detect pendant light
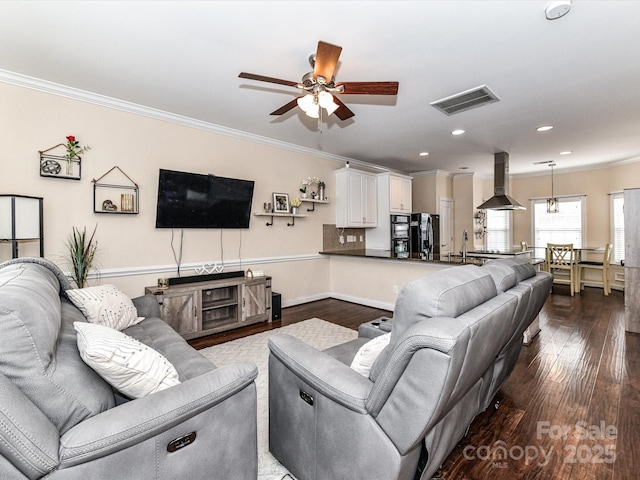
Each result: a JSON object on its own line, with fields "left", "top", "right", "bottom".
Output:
{"left": 547, "top": 163, "right": 559, "bottom": 213}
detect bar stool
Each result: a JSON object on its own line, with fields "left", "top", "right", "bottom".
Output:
{"left": 546, "top": 243, "right": 578, "bottom": 296}
{"left": 578, "top": 243, "right": 613, "bottom": 295}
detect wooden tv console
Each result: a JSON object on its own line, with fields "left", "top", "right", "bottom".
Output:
{"left": 145, "top": 275, "right": 272, "bottom": 339}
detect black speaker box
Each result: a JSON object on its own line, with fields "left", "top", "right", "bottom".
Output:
{"left": 271, "top": 292, "right": 282, "bottom": 320}
{"left": 168, "top": 270, "right": 244, "bottom": 286}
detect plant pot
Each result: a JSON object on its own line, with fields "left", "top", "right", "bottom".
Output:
{"left": 291, "top": 206, "right": 299, "bottom": 215}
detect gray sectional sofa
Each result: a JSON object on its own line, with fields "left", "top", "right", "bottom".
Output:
{"left": 0, "top": 258, "right": 258, "bottom": 479}
{"left": 268, "top": 258, "right": 552, "bottom": 480}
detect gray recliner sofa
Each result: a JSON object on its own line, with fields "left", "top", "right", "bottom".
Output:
{"left": 0, "top": 258, "right": 258, "bottom": 479}
{"left": 268, "top": 259, "right": 551, "bottom": 480}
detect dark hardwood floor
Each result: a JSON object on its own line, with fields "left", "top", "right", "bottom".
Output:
{"left": 189, "top": 287, "right": 637, "bottom": 480}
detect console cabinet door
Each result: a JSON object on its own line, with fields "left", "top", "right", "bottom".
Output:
{"left": 242, "top": 280, "right": 271, "bottom": 323}
{"left": 159, "top": 290, "right": 198, "bottom": 336}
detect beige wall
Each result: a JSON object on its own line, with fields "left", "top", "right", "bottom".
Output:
{"left": 2, "top": 80, "right": 637, "bottom": 305}
{"left": 0, "top": 82, "right": 340, "bottom": 304}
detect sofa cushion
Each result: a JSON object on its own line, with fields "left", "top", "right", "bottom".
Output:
{"left": 124, "top": 317, "right": 217, "bottom": 381}
{"left": 350, "top": 333, "right": 391, "bottom": 377}
{"left": 482, "top": 261, "right": 518, "bottom": 293}
{"left": 487, "top": 258, "right": 537, "bottom": 282}
{"left": 67, "top": 284, "right": 144, "bottom": 331}
{"left": 75, "top": 322, "right": 180, "bottom": 398}
{"left": 0, "top": 263, "right": 114, "bottom": 433}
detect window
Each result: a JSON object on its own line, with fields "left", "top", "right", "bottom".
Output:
{"left": 611, "top": 192, "right": 624, "bottom": 263}
{"left": 531, "top": 195, "right": 585, "bottom": 248}
{"left": 485, "top": 209, "right": 511, "bottom": 251}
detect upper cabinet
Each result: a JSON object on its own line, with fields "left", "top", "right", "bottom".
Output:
{"left": 388, "top": 173, "right": 413, "bottom": 214}
{"left": 335, "top": 168, "right": 378, "bottom": 228}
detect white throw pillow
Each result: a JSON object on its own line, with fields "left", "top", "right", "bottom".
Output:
{"left": 67, "top": 284, "right": 144, "bottom": 331}
{"left": 74, "top": 322, "right": 180, "bottom": 398}
{"left": 350, "top": 333, "right": 391, "bottom": 377}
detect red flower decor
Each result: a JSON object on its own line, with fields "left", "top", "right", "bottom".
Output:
{"left": 65, "top": 135, "right": 91, "bottom": 158}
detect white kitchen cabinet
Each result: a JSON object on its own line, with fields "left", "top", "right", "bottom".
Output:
{"left": 367, "top": 172, "right": 413, "bottom": 250}
{"left": 335, "top": 168, "right": 378, "bottom": 228}
{"left": 388, "top": 173, "right": 412, "bottom": 214}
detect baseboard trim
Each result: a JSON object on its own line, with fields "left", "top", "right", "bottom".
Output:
{"left": 328, "top": 292, "right": 395, "bottom": 312}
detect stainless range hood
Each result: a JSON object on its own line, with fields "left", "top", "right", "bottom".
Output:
{"left": 477, "top": 152, "right": 526, "bottom": 210}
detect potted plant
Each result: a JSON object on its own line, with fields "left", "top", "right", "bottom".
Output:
{"left": 290, "top": 197, "right": 302, "bottom": 214}
{"left": 67, "top": 225, "right": 98, "bottom": 288}
{"left": 301, "top": 176, "right": 320, "bottom": 198}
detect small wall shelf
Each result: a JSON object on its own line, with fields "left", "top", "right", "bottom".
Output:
{"left": 254, "top": 212, "right": 308, "bottom": 227}
{"left": 39, "top": 144, "right": 82, "bottom": 180}
{"left": 92, "top": 166, "right": 139, "bottom": 214}
{"left": 301, "top": 198, "right": 330, "bottom": 212}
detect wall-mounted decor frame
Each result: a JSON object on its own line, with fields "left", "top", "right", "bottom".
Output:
{"left": 92, "top": 166, "right": 139, "bottom": 214}
{"left": 39, "top": 144, "right": 82, "bottom": 180}
{"left": 272, "top": 193, "right": 289, "bottom": 213}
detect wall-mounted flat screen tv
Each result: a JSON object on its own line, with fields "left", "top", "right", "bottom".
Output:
{"left": 155, "top": 169, "right": 255, "bottom": 229}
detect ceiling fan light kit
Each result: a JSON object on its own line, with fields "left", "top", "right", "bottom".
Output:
{"left": 239, "top": 41, "right": 399, "bottom": 129}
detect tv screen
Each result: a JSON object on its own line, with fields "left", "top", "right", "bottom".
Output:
{"left": 155, "top": 169, "right": 255, "bottom": 229}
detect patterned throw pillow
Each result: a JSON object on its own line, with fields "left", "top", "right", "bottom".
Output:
{"left": 67, "top": 284, "right": 144, "bottom": 330}
{"left": 350, "top": 333, "right": 391, "bottom": 377}
{"left": 74, "top": 322, "right": 180, "bottom": 398}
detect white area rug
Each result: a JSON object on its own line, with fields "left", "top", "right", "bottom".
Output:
{"left": 199, "top": 318, "right": 358, "bottom": 480}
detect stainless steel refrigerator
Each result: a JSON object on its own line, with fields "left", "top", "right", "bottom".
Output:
{"left": 410, "top": 213, "right": 440, "bottom": 260}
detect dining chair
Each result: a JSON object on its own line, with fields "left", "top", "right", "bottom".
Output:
{"left": 578, "top": 243, "right": 613, "bottom": 295}
{"left": 546, "top": 243, "right": 578, "bottom": 295}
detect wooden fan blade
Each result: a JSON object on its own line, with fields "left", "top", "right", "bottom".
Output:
{"left": 338, "top": 81, "right": 399, "bottom": 95}
{"left": 332, "top": 96, "right": 355, "bottom": 121}
{"left": 239, "top": 72, "right": 299, "bottom": 87}
{"left": 270, "top": 98, "right": 301, "bottom": 116}
{"left": 314, "top": 41, "right": 342, "bottom": 82}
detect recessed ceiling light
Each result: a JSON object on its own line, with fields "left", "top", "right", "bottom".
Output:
{"left": 419, "top": 151, "right": 429, "bottom": 157}
{"left": 559, "top": 150, "right": 572, "bottom": 155}
{"left": 536, "top": 125, "right": 554, "bottom": 132}
{"left": 451, "top": 129, "right": 466, "bottom": 136}
{"left": 545, "top": 0, "right": 572, "bottom": 20}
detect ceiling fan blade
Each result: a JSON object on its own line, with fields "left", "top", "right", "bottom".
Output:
{"left": 332, "top": 96, "right": 355, "bottom": 121}
{"left": 239, "top": 72, "right": 299, "bottom": 87}
{"left": 338, "top": 82, "right": 399, "bottom": 95}
{"left": 314, "top": 41, "right": 342, "bottom": 82}
{"left": 270, "top": 98, "right": 301, "bottom": 116}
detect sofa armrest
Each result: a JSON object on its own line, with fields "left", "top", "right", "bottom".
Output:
{"left": 131, "top": 294, "right": 161, "bottom": 318}
{"left": 0, "top": 372, "right": 59, "bottom": 479}
{"left": 58, "top": 361, "right": 257, "bottom": 467}
{"left": 268, "top": 334, "right": 373, "bottom": 413}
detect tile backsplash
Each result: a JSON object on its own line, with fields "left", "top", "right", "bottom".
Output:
{"left": 323, "top": 224, "right": 366, "bottom": 251}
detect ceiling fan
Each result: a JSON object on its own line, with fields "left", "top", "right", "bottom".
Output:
{"left": 239, "top": 41, "right": 399, "bottom": 123}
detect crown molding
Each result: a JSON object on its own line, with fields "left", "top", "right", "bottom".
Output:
{"left": 0, "top": 69, "right": 392, "bottom": 173}
{"left": 410, "top": 169, "right": 453, "bottom": 178}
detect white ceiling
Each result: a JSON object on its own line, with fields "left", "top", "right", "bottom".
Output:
{"left": 2, "top": 0, "right": 640, "bottom": 177}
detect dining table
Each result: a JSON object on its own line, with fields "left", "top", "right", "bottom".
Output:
{"left": 537, "top": 245, "right": 602, "bottom": 294}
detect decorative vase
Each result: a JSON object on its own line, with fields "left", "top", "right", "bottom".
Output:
{"left": 291, "top": 206, "right": 299, "bottom": 215}
{"left": 65, "top": 156, "right": 73, "bottom": 176}
{"left": 318, "top": 185, "right": 325, "bottom": 201}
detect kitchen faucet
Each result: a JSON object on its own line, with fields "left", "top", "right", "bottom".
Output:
{"left": 460, "top": 230, "right": 468, "bottom": 261}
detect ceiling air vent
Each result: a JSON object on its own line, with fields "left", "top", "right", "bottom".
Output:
{"left": 430, "top": 85, "right": 500, "bottom": 116}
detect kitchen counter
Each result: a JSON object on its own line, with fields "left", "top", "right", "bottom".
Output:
{"left": 321, "top": 248, "right": 539, "bottom": 265}
{"left": 320, "top": 249, "right": 471, "bottom": 264}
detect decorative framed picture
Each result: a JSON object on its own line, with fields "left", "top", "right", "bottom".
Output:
{"left": 273, "top": 193, "right": 290, "bottom": 213}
